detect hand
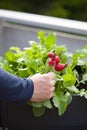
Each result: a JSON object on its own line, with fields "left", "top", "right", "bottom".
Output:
{"left": 30, "top": 72, "right": 56, "bottom": 102}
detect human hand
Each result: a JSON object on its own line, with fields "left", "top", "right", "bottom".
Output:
{"left": 30, "top": 72, "right": 56, "bottom": 102}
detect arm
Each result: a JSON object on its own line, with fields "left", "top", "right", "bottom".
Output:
{"left": 0, "top": 69, "right": 56, "bottom": 104}
{"left": 0, "top": 69, "right": 34, "bottom": 104}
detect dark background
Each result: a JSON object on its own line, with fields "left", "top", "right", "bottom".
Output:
{"left": 0, "top": 0, "right": 87, "bottom": 22}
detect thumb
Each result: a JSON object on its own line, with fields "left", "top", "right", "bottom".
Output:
{"left": 46, "top": 72, "right": 55, "bottom": 79}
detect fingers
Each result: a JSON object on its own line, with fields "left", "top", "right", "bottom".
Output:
{"left": 45, "top": 72, "right": 56, "bottom": 89}
{"left": 47, "top": 72, "right": 55, "bottom": 78}
{"left": 48, "top": 87, "right": 55, "bottom": 99}
{"left": 50, "top": 86, "right": 55, "bottom": 92}
{"left": 47, "top": 93, "right": 54, "bottom": 99}
{"left": 50, "top": 79, "right": 56, "bottom": 86}
{"left": 45, "top": 72, "right": 56, "bottom": 80}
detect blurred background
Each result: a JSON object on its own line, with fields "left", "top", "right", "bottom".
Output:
{"left": 0, "top": 0, "right": 87, "bottom": 22}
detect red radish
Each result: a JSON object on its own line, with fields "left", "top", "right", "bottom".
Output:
{"left": 54, "top": 55, "right": 60, "bottom": 64}
{"left": 48, "top": 52, "right": 55, "bottom": 58}
{"left": 48, "top": 59, "right": 55, "bottom": 66}
{"left": 55, "top": 63, "right": 67, "bottom": 71}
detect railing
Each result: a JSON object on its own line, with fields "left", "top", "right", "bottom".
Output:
{"left": 0, "top": 9, "right": 87, "bottom": 55}
{"left": 0, "top": 9, "right": 87, "bottom": 35}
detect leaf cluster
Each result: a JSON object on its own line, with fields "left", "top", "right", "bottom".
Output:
{"left": 0, "top": 31, "right": 87, "bottom": 117}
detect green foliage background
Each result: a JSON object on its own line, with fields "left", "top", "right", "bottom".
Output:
{"left": 0, "top": 0, "right": 87, "bottom": 22}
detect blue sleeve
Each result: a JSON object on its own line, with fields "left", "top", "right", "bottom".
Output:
{"left": 0, "top": 69, "right": 34, "bottom": 104}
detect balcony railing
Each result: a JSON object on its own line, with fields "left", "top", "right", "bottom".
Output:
{"left": 0, "top": 9, "right": 87, "bottom": 35}
{"left": 0, "top": 9, "right": 87, "bottom": 55}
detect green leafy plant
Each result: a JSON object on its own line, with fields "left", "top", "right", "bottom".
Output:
{"left": 0, "top": 30, "right": 87, "bottom": 117}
